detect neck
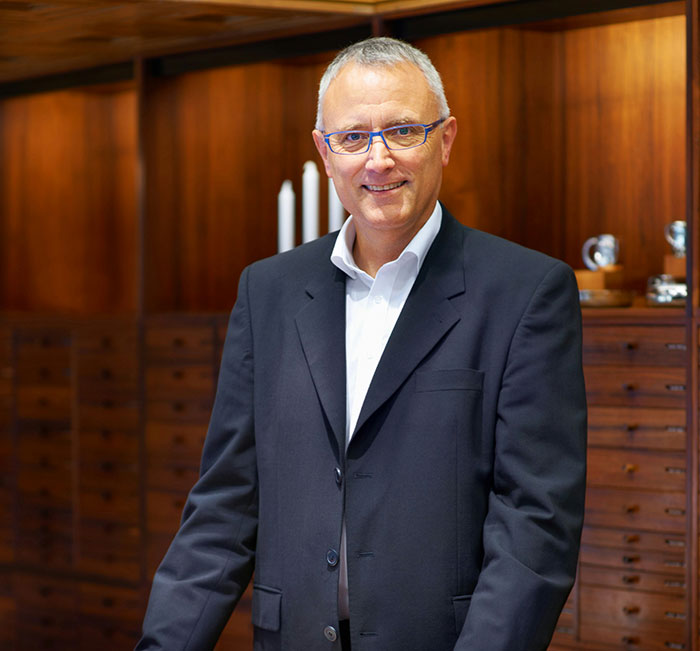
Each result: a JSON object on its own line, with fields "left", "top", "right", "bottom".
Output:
{"left": 352, "top": 228, "right": 412, "bottom": 278}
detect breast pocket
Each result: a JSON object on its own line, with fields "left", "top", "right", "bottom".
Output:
{"left": 415, "top": 368, "right": 484, "bottom": 393}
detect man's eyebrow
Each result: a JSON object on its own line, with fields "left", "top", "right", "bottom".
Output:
{"left": 331, "top": 117, "right": 420, "bottom": 132}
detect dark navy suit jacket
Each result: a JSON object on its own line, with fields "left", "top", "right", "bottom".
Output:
{"left": 137, "top": 207, "right": 587, "bottom": 651}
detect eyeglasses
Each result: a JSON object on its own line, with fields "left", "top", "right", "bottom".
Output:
{"left": 323, "top": 118, "right": 446, "bottom": 155}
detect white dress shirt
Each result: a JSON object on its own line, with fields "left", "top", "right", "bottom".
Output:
{"left": 329, "top": 201, "right": 442, "bottom": 620}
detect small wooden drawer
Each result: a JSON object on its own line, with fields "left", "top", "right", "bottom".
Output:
{"left": 15, "top": 574, "right": 76, "bottom": 610}
{"left": 75, "top": 325, "right": 138, "bottom": 355}
{"left": 147, "top": 396, "right": 213, "bottom": 423}
{"left": 581, "top": 527, "right": 686, "bottom": 554}
{"left": 78, "top": 485, "right": 139, "bottom": 523}
{"left": 148, "top": 463, "right": 200, "bottom": 492}
{"left": 147, "top": 490, "right": 188, "bottom": 535}
{"left": 146, "top": 421, "right": 207, "bottom": 462}
{"left": 587, "top": 406, "right": 686, "bottom": 451}
{"left": 79, "top": 426, "right": 139, "bottom": 463}
{"left": 146, "top": 364, "right": 214, "bottom": 398}
{"left": 17, "top": 424, "right": 72, "bottom": 464}
{"left": 579, "top": 622, "right": 687, "bottom": 651}
{"left": 78, "top": 619, "right": 142, "bottom": 651}
{"left": 15, "top": 329, "right": 71, "bottom": 355}
{"left": 579, "top": 564, "right": 685, "bottom": 596}
{"left": 584, "top": 487, "right": 686, "bottom": 533}
{"left": 580, "top": 585, "right": 686, "bottom": 642}
{"left": 17, "top": 467, "right": 72, "bottom": 506}
{"left": 587, "top": 448, "right": 686, "bottom": 491}
{"left": 76, "top": 521, "right": 140, "bottom": 581}
{"left": 17, "top": 612, "right": 79, "bottom": 651}
{"left": 78, "top": 582, "right": 143, "bottom": 622}
{"left": 584, "top": 365, "right": 686, "bottom": 408}
{"left": 145, "top": 324, "right": 215, "bottom": 362}
{"left": 583, "top": 326, "right": 686, "bottom": 366}
{"left": 78, "top": 399, "right": 140, "bottom": 429}
{"left": 579, "top": 545, "right": 685, "bottom": 576}
{"left": 77, "top": 355, "right": 139, "bottom": 393}
{"left": 16, "top": 385, "right": 71, "bottom": 420}
{"left": 15, "top": 358, "right": 70, "bottom": 385}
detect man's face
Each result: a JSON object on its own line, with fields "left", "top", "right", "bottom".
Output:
{"left": 313, "top": 62, "right": 457, "bottom": 248}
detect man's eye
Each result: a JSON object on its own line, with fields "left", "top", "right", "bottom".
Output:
{"left": 345, "top": 132, "right": 365, "bottom": 142}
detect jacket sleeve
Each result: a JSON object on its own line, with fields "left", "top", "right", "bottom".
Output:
{"left": 136, "top": 267, "right": 258, "bottom": 651}
{"left": 456, "top": 262, "right": 587, "bottom": 651}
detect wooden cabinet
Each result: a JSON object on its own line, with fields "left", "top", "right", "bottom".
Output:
{"left": 0, "top": 0, "right": 699, "bottom": 648}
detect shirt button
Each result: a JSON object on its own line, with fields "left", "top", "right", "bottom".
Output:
{"left": 373, "top": 295, "right": 383, "bottom": 304}
{"left": 326, "top": 548, "right": 339, "bottom": 567}
{"left": 324, "top": 625, "right": 338, "bottom": 642}
{"left": 335, "top": 467, "right": 343, "bottom": 486}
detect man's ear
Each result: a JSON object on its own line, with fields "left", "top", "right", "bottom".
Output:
{"left": 312, "top": 129, "right": 333, "bottom": 177}
{"left": 440, "top": 116, "right": 458, "bottom": 167}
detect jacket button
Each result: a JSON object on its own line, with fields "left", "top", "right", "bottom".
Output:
{"left": 335, "top": 467, "right": 343, "bottom": 486}
{"left": 326, "top": 548, "right": 339, "bottom": 567}
{"left": 324, "top": 625, "right": 338, "bottom": 642}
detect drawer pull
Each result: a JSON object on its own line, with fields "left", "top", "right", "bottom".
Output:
{"left": 665, "top": 538, "right": 685, "bottom": 547}
{"left": 624, "top": 423, "right": 639, "bottom": 432}
{"left": 623, "top": 534, "right": 640, "bottom": 543}
{"left": 622, "top": 636, "right": 640, "bottom": 645}
{"left": 622, "top": 555, "right": 640, "bottom": 564}
{"left": 665, "top": 342, "right": 687, "bottom": 351}
{"left": 623, "top": 605, "right": 640, "bottom": 615}
{"left": 622, "top": 383, "right": 636, "bottom": 392}
{"left": 622, "top": 341, "right": 638, "bottom": 351}
{"left": 664, "top": 507, "right": 685, "bottom": 516}
{"left": 665, "top": 384, "right": 686, "bottom": 392}
{"left": 664, "top": 560, "right": 685, "bottom": 568}
{"left": 664, "top": 643, "right": 685, "bottom": 650}
{"left": 665, "top": 466, "right": 685, "bottom": 475}
{"left": 664, "top": 580, "right": 685, "bottom": 588}
{"left": 664, "top": 611, "right": 686, "bottom": 620}
{"left": 173, "top": 337, "right": 185, "bottom": 348}
{"left": 173, "top": 369, "right": 185, "bottom": 380}
{"left": 622, "top": 463, "right": 637, "bottom": 474}
{"left": 621, "top": 574, "right": 639, "bottom": 584}
{"left": 623, "top": 504, "right": 639, "bottom": 514}
{"left": 100, "top": 368, "right": 113, "bottom": 380}
{"left": 666, "top": 426, "right": 685, "bottom": 433}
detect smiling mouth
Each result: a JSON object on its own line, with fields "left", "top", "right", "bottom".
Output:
{"left": 364, "top": 181, "right": 406, "bottom": 192}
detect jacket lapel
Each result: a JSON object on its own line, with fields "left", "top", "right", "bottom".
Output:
{"left": 353, "top": 211, "right": 466, "bottom": 437}
{"left": 295, "top": 262, "right": 348, "bottom": 453}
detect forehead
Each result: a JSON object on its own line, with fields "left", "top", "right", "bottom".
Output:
{"left": 322, "top": 62, "right": 437, "bottom": 128}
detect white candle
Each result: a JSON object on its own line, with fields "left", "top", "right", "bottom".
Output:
{"left": 328, "top": 178, "right": 345, "bottom": 232}
{"left": 277, "top": 180, "right": 295, "bottom": 253}
{"left": 302, "top": 160, "right": 319, "bottom": 243}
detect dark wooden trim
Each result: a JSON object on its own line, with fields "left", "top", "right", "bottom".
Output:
{"left": 390, "top": 0, "right": 681, "bottom": 40}
{"left": 0, "top": 62, "right": 133, "bottom": 99}
{"left": 147, "top": 24, "right": 374, "bottom": 78}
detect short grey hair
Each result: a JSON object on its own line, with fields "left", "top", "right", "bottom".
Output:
{"left": 315, "top": 36, "right": 450, "bottom": 131}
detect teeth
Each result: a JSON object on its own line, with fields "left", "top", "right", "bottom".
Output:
{"left": 366, "top": 181, "right": 404, "bottom": 191}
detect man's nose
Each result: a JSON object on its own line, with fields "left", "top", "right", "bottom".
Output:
{"left": 365, "top": 134, "right": 395, "bottom": 169}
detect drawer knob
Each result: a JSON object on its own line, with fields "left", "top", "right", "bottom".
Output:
{"left": 622, "top": 636, "right": 640, "bottom": 645}
{"left": 622, "top": 383, "right": 636, "bottom": 392}
{"left": 623, "top": 534, "right": 640, "bottom": 543}
{"left": 622, "top": 341, "right": 638, "bottom": 351}
{"left": 625, "top": 423, "right": 639, "bottom": 432}
{"left": 665, "top": 384, "right": 686, "bottom": 392}
{"left": 622, "top": 463, "right": 637, "bottom": 474}
{"left": 621, "top": 575, "right": 640, "bottom": 584}
{"left": 622, "top": 555, "right": 640, "bottom": 564}
{"left": 624, "top": 504, "right": 639, "bottom": 514}
{"left": 623, "top": 605, "right": 640, "bottom": 615}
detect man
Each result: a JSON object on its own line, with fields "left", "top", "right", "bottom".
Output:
{"left": 137, "top": 37, "right": 586, "bottom": 651}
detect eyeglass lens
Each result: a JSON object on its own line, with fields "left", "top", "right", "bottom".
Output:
{"left": 329, "top": 124, "right": 427, "bottom": 154}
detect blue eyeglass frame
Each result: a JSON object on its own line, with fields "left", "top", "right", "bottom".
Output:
{"left": 323, "top": 117, "right": 446, "bottom": 155}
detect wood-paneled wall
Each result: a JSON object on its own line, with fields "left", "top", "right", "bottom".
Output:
{"left": 0, "top": 85, "right": 139, "bottom": 314}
